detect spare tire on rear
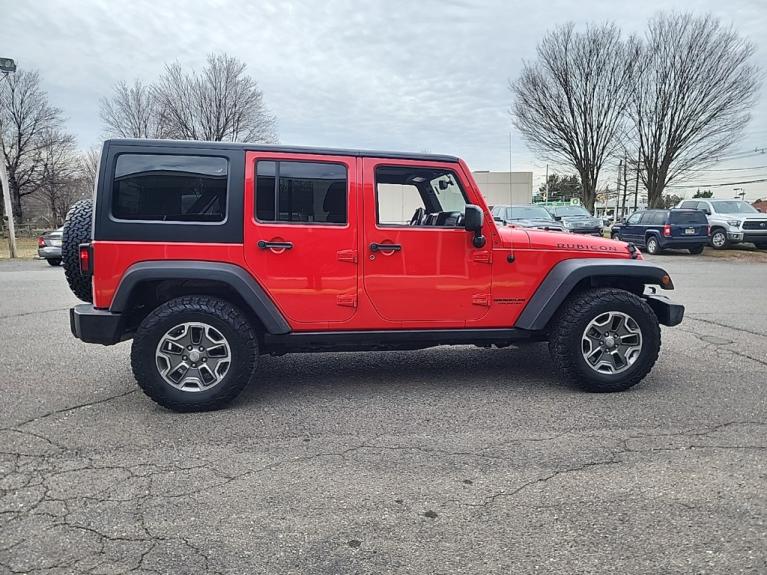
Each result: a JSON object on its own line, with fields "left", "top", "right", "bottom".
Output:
{"left": 62, "top": 199, "right": 93, "bottom": 303}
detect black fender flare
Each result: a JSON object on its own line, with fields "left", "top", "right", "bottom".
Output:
{"left": 514, "top": 258, "right": 673, "bottom": 331}
{"left": 110, "top": 261, "right": 291, "bottom": 334}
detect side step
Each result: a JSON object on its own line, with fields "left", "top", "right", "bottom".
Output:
{"left": 262, "top": 328, "right": 536, "bottom": 354}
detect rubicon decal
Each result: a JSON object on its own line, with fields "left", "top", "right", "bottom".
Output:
{"left": 557, "top": 242, "right": 618, "bottom": 252}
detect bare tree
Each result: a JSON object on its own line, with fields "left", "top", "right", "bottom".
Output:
{"left": 511, "top": 24, "right": 639, "bottom": 212}
{"left": 629, "top": 14, "right": 760, "bottom": 207}
{"left": 153, "top": 53, "right": 277, "bottom": 143}
{"left": 0, "top": 69, "right": 65, "bottom": 221}
{"left": 79, "top": 147, "right": 101, "bottom": 195}
{"left": 34, "top": 129, "right": 86, "bottom": 226}
{"left": 100, "top": 79, "right": 165, "bottom": 139}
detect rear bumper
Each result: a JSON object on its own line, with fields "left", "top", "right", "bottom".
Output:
{"left": 38, "top": 246, "right": 62, "bottom": 258}
{"left": 659, "top": 236, "right": 707, "bottom": 248}
{"left": 70, "top": 304, "right": 125, "bottom": 345}
{"left": 644, "top": 295, "right": 684, "bottom": 327}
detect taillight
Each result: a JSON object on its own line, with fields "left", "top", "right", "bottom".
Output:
{"left": 79, "top": 244, "right": 92, "bottom": 275}
{"left": 663, "top": 224, "right": 672, "bottom": 237}
{"left": 37, "top": 236, "right": 46, "bottom": 247}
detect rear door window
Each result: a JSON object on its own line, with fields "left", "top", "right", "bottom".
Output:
{"left": 255, "top": 161, "right": 347, "bottom": 224}
{"left": 112, "top": 154, "right": 228, "bottom": 222}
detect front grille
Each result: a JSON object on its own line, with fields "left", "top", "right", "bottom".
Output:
{"left": 742, "top": 220, "right": 767, "bottom": 230}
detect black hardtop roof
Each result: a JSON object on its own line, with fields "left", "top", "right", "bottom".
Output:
{"left": 105, "top": 139, "right": 460, "bottom": 163}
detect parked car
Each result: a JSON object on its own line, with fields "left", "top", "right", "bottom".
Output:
{"left": 490, "top": 204, "right": 567, "bottom": 232}
{"left": 544, "top": 205, "right": 603, "bottom": 235}
{"left": 65, "top": 139, "right": 683, "bottom": 411}
{"left": 37, "top": 227, "right": 64, "bottom": 266}
{"left": 677, "top": 199, "right": 767, "bottom": 250}
{"left": 611, "top": 209, "right": 708, "bottom": 254}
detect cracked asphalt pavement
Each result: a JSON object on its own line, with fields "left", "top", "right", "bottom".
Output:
{"left": 0, "top": 255, "right": 765, "bottom": 574}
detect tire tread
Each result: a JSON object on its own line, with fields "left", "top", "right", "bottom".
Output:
{"left": 548, "top": 287, "right": 661, "bottom": 393}
{"left": 131, "top": 295, "right": 257, "bottom": 412}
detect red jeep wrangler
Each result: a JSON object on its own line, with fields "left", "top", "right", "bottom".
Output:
{"left": 64, "top": 139, "right": 683, "bottom": 411}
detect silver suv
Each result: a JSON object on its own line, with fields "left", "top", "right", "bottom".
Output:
{"left": 677, "top": 199, "right": 767, "bottom": 250}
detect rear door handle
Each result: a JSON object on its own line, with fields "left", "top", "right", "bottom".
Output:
{"left": 258, "top": 240, "right": 293, "bottom": 250}
{"left": 370, "top": 242, "right": 402, "bottom": 252}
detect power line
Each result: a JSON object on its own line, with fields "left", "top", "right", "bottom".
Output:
{"left": 668, "top": 177, "right": 767, "bottom": 189}
{"left": 693, "top": 164, "right": 767, "bottom": 172}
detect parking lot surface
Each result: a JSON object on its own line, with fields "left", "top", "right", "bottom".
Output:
{"left": 1, "top": 255, "right": 765, "bottom": 574}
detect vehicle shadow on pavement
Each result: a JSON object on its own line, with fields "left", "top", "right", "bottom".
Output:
{"left": 236, "top": 343, "right": 565, "bottom": 405}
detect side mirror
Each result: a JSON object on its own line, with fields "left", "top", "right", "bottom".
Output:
{"left": 464, "top": 205, "right": 486, "bottom": 248}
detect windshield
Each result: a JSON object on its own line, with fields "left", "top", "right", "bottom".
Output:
{"left": 553, "top": 206, "right": 591, "bottom": 217}
{"left": 710, "top": 201, "right": 758, "bottom": 214}
{"left": 430, "top": 173, "right": 467, "bottom": 213}
{"left": 508, "top": 206, "right": 553, "bottom": 221}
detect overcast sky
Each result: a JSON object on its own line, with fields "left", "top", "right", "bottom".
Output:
{"left": 6, "top": 0, "right": 767, "bottom": 199}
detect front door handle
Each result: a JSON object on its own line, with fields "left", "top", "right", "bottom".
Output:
{"left": 258, "top": 240, "right": 293, "bottom": 250}
{"left": 370, "top": 242, "right": 402, "bottom": 252}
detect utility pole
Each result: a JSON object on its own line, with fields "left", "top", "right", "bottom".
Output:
{"left": 615, "top": 159, "right": 622, "bottom": 221}
{"left": 620, "top": 154, "right": 628, "bottom": 219}
{"left": 633, "top": 151, "right": 640, "bottom": 212}
{"left": 508, "top": 131, "right": 513, "bottom": 203}
{"left": 1, "top": 57, "right": 18, "bottom": 258}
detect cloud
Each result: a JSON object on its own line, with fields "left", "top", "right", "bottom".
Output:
{"left": 6, "top": 0, "right": 767, "bottom": 196}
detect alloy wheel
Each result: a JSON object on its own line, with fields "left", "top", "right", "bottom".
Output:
{"left": 155, "top": 322, "right": 232, "bottom": 392}
{"left": 581, "top": 311, "right": 643, "bottom": 375}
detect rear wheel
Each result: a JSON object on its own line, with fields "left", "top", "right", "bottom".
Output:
{"left": 62, "top": 199, "right": 93, "bottom": 302}
{"left": 548, "top": 288, "right": 660, "bottom": 393}
{"left": 688, "top": 245, "right": 704, "bottom": 255}
{"left": 47, "top": 258, "right": 62, "bottom": 266}
{"left": 131, "top": 296, "right": 258, "bottom": 412}
{"left": 710, "top": 229, "right": 728, "bottom": 250}
{"left": 645, "top": 236, "right": 662, "bottom": 255}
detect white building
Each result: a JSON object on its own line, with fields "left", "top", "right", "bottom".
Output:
{"left": 471, "top": 171, "right": 533, "bottom": 207}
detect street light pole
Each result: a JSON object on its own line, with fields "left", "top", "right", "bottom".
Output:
{"left": 0, "top": 57, "right": 17, "bottom": 258}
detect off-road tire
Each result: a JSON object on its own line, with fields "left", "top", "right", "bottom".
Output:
{"left": 47, "top": 258, "right": 62, "bottom": 266}
{"left": 548, "top": 288, "right": 661, "bottom": 393}
{"left": 645, "top": 236, "right": 661, "bottom": 255}
{"left": 131, "top": 296, "right": 258, "bottom": 412}
{"left": 710, "top": 228, "right": 728, "bottom": 250}
{"left": 62, "top": 199, "right": 93, "bottom": 302}
{"left": 688, "top": 246, "right": 704, "bottom": 255}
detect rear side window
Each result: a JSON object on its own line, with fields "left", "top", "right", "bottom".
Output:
{"left": 255, "top": 161, "right": 347, "bottom": 224}
{"left": 112, "top": 154, "right": 228, "bottom": 222}
{"left": 642, "top": 211, "right": 667, "bottom": 225}
{"left": 669, "top": 211, "right": 708, "bottom": 225}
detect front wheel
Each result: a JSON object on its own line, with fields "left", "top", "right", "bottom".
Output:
{"left": 131, "top": 296, "right": 258, "bottom": 412}
{"left": 548, "top": 288, "right": 661, "bottom": 393}
{"left": 47, "top": 258, "right": 62, "bottom": 266}
{"left": 754, "top": 243, "right": 767, "bottom": 250}
{"left": 710, "top": 229, "right": 728, "bottom": 250}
